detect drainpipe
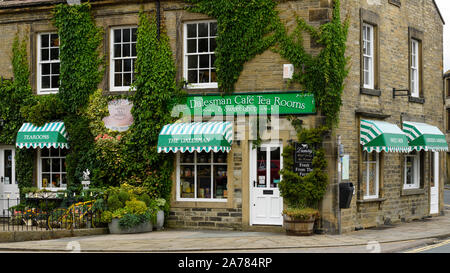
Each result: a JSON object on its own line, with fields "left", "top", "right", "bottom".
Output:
{"left": 156, "top": 0, "right": 161, "bottom": 40}
{"left": 337, "top": 135, "right": 342, "bottom": 234}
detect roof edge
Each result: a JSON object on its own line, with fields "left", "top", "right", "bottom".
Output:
{"left": 433, "top": 0, "right": 445, "bottom": 25}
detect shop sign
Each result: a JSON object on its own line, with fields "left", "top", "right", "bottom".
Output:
{"left": 185, "top": 92, "right": 316, "bottom": 116}
{"left": 102, "top": 99, "right": 134, "bottom": 132}
{"left": 293, "top": 142, "right": 314, "bottom": 177}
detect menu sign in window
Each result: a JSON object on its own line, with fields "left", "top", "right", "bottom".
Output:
{"left": 294, "top": 142, "right": 314, "bottom": 177}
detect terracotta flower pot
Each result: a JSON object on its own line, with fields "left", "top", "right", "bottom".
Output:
{"left": 283, "top": 214, "right": 316, "bottom": 236}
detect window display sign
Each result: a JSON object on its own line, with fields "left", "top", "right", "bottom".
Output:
{"left": 293, "top": 142, "right": 314, "bottom": 177}
{"left": 102, "top": 99, "right": 134, "bottom": 132}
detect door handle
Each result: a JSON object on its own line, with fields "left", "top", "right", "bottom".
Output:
{"left": 0, "top": 176, "right": 3, "bottom": 183}
{"left": 253, "top": 181, "right": 256, "bottom": 187}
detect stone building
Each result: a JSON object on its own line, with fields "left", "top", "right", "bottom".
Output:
{"left": 0, "top": 0, "right": 446, "bottom": 234}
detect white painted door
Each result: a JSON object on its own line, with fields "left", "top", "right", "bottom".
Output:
{"left": 0, "top": 147, "right": 19, "bottom": 216}
{"left": 430, "top": 152, "right": 439, "bottom": 215}
{"left": 250, "top": 142, "right": 283, "bottom": 226}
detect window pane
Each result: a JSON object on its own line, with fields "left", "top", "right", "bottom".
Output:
{"left": 180, "top": 165, "right": 195, "bottom": 198}
{"left": 198, "top": 23, "right": 208, "bottom": 37}
{"left": 114, "top": 29, "right": 121, "bottom": 43}
{"left": 199, "top": 70, "right": 210, "bottom": 83}
{"left": 52, "top": 158, "right": 61, "bottom": 173}
{"left": 41, "top": 76, "right": 50, "bottom": 89}
{"left": 188, "top": 70, "right": 198, "bottom": 83}
{"left": 197, "top": 165, "right": 211, "bottom": 198}
{"left": 114, "top": 73, "right": 122, "bottom": 87}
{"left": 115, "top": 60, "right": 122, "bottom": 73}
{"left": 187, "top": 39, "right": 197, "bottom": 53}
{"left": 270, "top": 147, "right": 281, "bottom": 188}
{"left": 51, "top": 174, "right": 61, "bottom": 188}
{"left": 41, "top": 49, "right": 49, "bottom": 61}
{"left": 187, "top": 24, "right": 197, "bottom": 38}
{"left": 131, "top": 43, "right": 137, "bottom": 57}
{"left": 210, "top": 38, "right": 217, "bottom": 52}
{"left": 198, "top": 39, "right": 208, "bottom": 53}
{"left": 114, "top": 44, "right": 121, "bottom": 58}
{"left": 188, "top": 55, "right": 198, "bottom": 69}
{"left": 210, "top": 22, "right": 218, "bottom": 36}
{"left": 61, "top": 174, "right": 67, "bottom": 186}
{"left": 123, "top": 43, "right": 130, "bottom": 57}
{"left": 41, "top": 149, "right": 49, "bottom": 157}
{"left": 211, "top": 54, "right": 216, "bottom": 67}
{"left": 213, "top": 165, "right": 227, "bottom": 199}
{"left": 197, "top": 152, "right": 211, "bottom": 164}
{"left": 124, "top": 59, "right": 132, "bottom": 72}
{"left": 42, "top": 63, "right": 51, "bottom": 75}
{"left": 123, "top": 73, "right": 132, "bottom": 87}
{"left": 42, "top": 158, "right": 50, "bottom": 172}
{"left": 61, "top": 158, "right": 66, "bottom": 172}
{"left": 256, "top": 147, "right": 267, "bottom": 188}
{"left": 50, "top": 34, "right": 59, "bottom": 47}
{"left": 51, "top": 63, "right": 60, "bottom": 75}
{"left": 51, "top": 75, "right": 60, "bottom": 89}
{"left": 211, "top": 69, "right": 217, "bottom": 82}
{"left": 131, "top": 28, "right": 137, "bottom": 42}
{"left": 199, "top": 54, "right": 209, "bottom": 68}
{"left": 405, "top": 157, "right": 414, "bottom": 185}
{"left": 123, "top": 28, "right": 130, "bottom": 43}
{"left": 180, "top": 153, "right": 194, "bottom": 164}
{"left": 368, "top": 162, "right": 376, "bottom": 196}
{"left": 213, "top": 152, "right": 227, "bottom": 163}
{"left": 42, "top": 174, "right": 50, "bottom": 188}
{"left": 41, "top": 34, "right": 49, "bottom": 48}
{"left": 50, "top": 48, "right": 59, "bottom": 60}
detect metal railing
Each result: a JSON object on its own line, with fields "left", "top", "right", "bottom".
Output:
{"left": 0, "top": 198, "right": 104, "bottom": 232}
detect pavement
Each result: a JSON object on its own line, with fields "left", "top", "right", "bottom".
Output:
{"left": 0, "top": 208, "right": 448, "bottom": 253}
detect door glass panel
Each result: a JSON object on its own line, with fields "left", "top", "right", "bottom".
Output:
{"left": 270, "top": 147, "right": 281, "bottom": 188}
{"left": 256, "top": 147, "right": 267, "bottom": 188}
{"left": 197, "top": 165, "right": 211, "bottom": 198}
{"left": 4, "top": 150, "right": 12, "bottom": 184}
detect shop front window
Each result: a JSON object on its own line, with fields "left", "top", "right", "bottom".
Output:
{"left": 362, "top": 151, "right": 379, "bottom": 199}
{"left": 404, "top": 152, "right": 420, "bottom": 189}
{"left": 178, "top": 151, "right": 227, "bottom": 201}
{"left": 39, "top": 148, "right": 67, "bottom": 190}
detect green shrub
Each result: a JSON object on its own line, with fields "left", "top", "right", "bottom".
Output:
{"left": 107, "top": 194, "right": 123, "bottom": 212}
{"left": 124, "top": 199, "right": 147, "bottom": 215}
{"left": 117, "top": 191, "right": 131, "bottom": 203}
{"left": 101, "top": 210, "right": 113, "bottom": 223}
{"left": 282, "top": 207, "right": 319, "bottom": 220}
{"left": 137, "top": 194, "right": 152, "bottom": 207}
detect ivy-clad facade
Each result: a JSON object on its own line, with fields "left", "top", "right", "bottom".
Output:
{"left": 0, "top": 0, "right": 446, "bottom": 234}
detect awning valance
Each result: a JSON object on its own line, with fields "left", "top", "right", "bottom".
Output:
{"left": 157, "top": 121, "right": 233, "bottom": 153}
{"left": 402, "top": 121, "right": 448, "bottom": 152}
{"left": 360, "top": 119, "right": 410, "bottom": 153}
{"left": 16, "top": 122, "right": 69, "bottom": 149}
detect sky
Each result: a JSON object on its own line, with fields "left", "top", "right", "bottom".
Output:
{"left": 434, "top": 0, "right": 450, "bottom": 72}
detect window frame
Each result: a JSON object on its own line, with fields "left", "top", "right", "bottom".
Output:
{"left": 176, "top": 151, "right": 228, "bottom": 202}
{"left": 37, "top": 33, "right": 60, "bottom": 95}
{"left": 362, "top": 23, "right": 375, "bottom": 90}
{"left": 362, "top": 151, "right": 379, "bottom": 200}
{"left": 109, "top": 26, "right": 138, "bottom": 92}
{"left": 403, "top": 152, "right": 421, "bottom": 190}
{"left": 408, "top": 27, "right": 424, "bottom": 99}
{"left": 410, "top": 39, "right": 420, "bottom": 97}
{"left": 183, "top": 20, "right": 219, "bottom": 90}
{"left": 37, "top": 148, "right": 67, "bottom": 191}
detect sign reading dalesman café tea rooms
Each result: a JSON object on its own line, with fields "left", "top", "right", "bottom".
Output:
{"left": 185, "top": 91, "right": 316, "bottom": 116}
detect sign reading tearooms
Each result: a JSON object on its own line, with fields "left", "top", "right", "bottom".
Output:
{"left": 185, "top": 92, "right": 316, "bottom": 116}
{"left": 102, "top": 99, "right": 134, "bottom": 132}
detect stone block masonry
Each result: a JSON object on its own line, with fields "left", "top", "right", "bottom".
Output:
{"left": 167, "top": 208, "right": 243, "bottom": 230}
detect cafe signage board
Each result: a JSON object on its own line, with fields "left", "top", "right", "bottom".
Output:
{"left": 293, "top": 142, "right": 314, "bottom": 177}
{"left": 185, "top": 92, "right": 316, "bottom": 116}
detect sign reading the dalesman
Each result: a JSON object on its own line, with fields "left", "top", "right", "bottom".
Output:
{"left": 185, "top": 91, "right": 316, "bottom": 116}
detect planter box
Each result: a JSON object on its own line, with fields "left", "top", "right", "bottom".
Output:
{"left": 283, "top": 214, "right": 315, "bottom": 236}
{"left": 108, "top": 218, "right": 153, "bottom": 234}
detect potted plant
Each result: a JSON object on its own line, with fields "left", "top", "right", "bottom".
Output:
{"left": 154, "top": 198, "right": 167, "bottom": 231}
{"left": 100, "top": 183, "right": 158, "bottom": 234}
{"left": 279, "top": 127, "right": 329, "bottom": 236}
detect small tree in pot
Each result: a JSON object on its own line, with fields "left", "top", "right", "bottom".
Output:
{"left": 279, "top": 126, "right": 328, "bottom": 236}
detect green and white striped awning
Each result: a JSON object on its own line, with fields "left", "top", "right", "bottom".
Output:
{"left": 157, "top": 121, "right": 233, "bottom": 153}
{"left": 360, "top": 119, "right": 410, "bottom": 153}
{"left": 16, "top": 122, "right": 69, "bottom": 149}
{"left": 403, "top": 121, "right": 448, "bottom": 152}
